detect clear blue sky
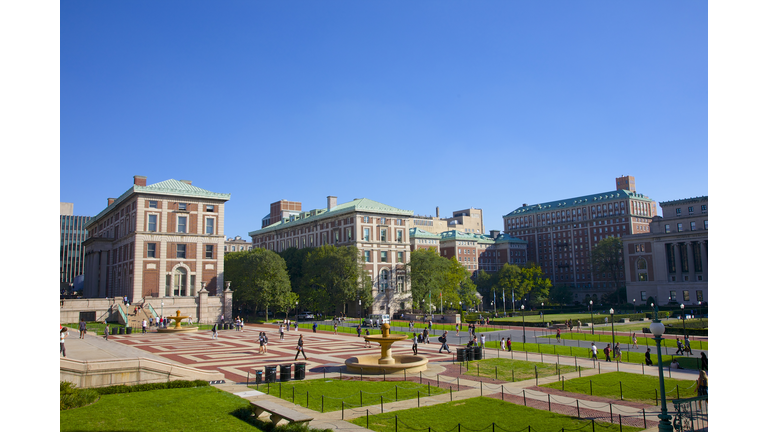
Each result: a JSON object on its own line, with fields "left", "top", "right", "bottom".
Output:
{"left": 60, "top": 1, "right": 707, "bottom": 238}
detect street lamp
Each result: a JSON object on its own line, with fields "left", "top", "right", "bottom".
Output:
{"left": 680, "top": 304, "right": 687, "bottom": 339}
{"left": 633, "top": 298, "right": 636, "bottom": 314}
{"left": 609, "top": 308, "right": 615, "bottom": 358}
{"left": 698, "top": 301, "right": 702, "bottom": 322}
{"left": 161, "top": 301, "right": 164, "bottom": 327}
{"left": 541, "top": 302, "right": 545, "bottom": 322}
{"left": 491, "top": 301, "right": 495, "bottom": 318}
{"left": 521, "top": 304, "right": 526, "bottom": 345}
{"left": 650, "top": 304, "right": 674, "bottom": 432}
{"left": 295, "top": 301, "right": 299, "bottom": 328}
{"left": 589, "top": 300, "right": 594, "bottom": 335}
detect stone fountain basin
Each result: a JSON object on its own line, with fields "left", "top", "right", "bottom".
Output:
{"left": 156, "top": 326, "right": 199, "bottom": 333}
{"left": 345, "top": 355, "right": 428, "bottom": 374}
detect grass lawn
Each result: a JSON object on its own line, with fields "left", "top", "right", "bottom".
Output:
{"left": 60, "top": 386, "right": 262, "bottom": 432}
{"left": 539, "top": 331, "right": 708, "bottom": 350}
{"left": 540, "top": 371, "right": 698, "bottom": 404}
{"left": 351, "top": 396, "right": 641, "bottom": 432}
{"left": 250, "top": 378, "right": 448, "bottom": 412}
{"left": 460, "top": 358, "right": 578, "bottom": 382}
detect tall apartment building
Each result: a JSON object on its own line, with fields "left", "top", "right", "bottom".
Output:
{"left": 412, "top": 207, "right": 484, "bottom": 235}
{"left": 82, "top": 176, "right": 230, "bottom": 301}
{"left": 623, "top": 196, "right": 708, "bottom": 306}
{"left": 503, "top": 176, "right": 657, "bottom": 301}
{"left": 60, "top": 203, "right": 92, "bottom": 293}
{"left": 249, "top": 196, "right": 413, "bottom": 315}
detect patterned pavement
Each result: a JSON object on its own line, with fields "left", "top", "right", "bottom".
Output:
{"left": 112, "top": 325, "right": 455, "bottom": 383}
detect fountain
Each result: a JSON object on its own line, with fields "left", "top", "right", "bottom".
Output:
{"left": 345, "top": 323, "right": 428, "bottom": 373}
{"left": 157, "top": 310, "right": 198, "bottom": 333}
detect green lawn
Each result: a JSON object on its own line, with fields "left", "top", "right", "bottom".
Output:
{"left": 60, "top": 386, "right": 263, "bottom": 432}
{"left": 539, "top": 331, "right": 708, "bottom": 350}
{"left": 460, "top": 358, "right": 578, "bottom": 382}
{"left": 250, "top": 378, "right": 448, "bottom": 412}
{"left": 351, "top": 396, "right": 641, "bottom": 432}
{"left": 540, "top": 371, "right": 697, "bottom": 404}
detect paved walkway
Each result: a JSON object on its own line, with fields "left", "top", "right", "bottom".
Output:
{"left": 61, "top": 323, "right": 706, "bottom": 431}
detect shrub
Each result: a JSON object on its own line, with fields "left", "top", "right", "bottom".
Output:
{"left": 95, "top": 379, "right": 210, "bottom": 395}
{"left": 60, "top": 381, "right": 99, "bottom": 410}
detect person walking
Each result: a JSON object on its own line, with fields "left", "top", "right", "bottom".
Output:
{"left": 556, "top": 329, "right": 561, "bottom": 342}
{"left": 506, "top": 338, "right": 512, "bottom": 351}
{"left": 590, "top": 343, "right": 598, "bottom": 361}
{"left": 422, "top": 328, "right": 430, "bottom": 344}
{"left": 60, "top": 327, "right": 69, "bottom": 357}
{"left": 480, "top": 334, "right": 486, "bottom": 348}
{"left": 675, "top": 338, "right": 684, "bottom": 355}
{"left": 684, "top": 336, "right": 691, "bottom": 355}
{"left": 501, "top": 337, "right": 507, "bottom": 351}
{"left": 364, "top": 329, "right": 372, "bottom": 348}
{"left": 439, "top": 331, "right": 450, "bottom": 353}
{"left": 312, "top": 322, "right": 318, "bottom": 333}
{"left": 263, "top": 332, "right": 269, "bottom": 354}
{"left": 645, "top": 348, "right": 653, "bottom": 366}
{"left": 142, "top": 319, "right": 147, "bottom": 334}
{"left": 333, "top": 322, "right": 338, "bottom": 335}
{"left": 603, "top": 344, "right": 612, "bottom": 362}
{"left": 357, "top": 324, "right": 362, "bottom": 337}
{"left": 614, "top": 343, "right": 622, "bottom": 362}
{"left": 632, "top": 333, "right": 638, "bottom": 348}
{"left": 696, "top": 370, "right": 708, "bottom": 409}
{"left": 279, "top": 324, "right": 285, "bottom": 340}
{"left": 700, "top": 352, "right": 708, "bottom": 370}
{"left": 412, "top": 333, "right": 419, "bottom": 355}
{"left": 212, "top": 323, "right": 218, "bottom": 340}
{"left": 455, "top": 323, "right": 460, "bottom": 336}
{"left": 103, "top": 322, "right": 109, "bottom": 341}
{"left": 295, "top": 335, "right": 307, "bottom": 360}
{"left": 79, "top": 320, "right": 87, "bottom": 339}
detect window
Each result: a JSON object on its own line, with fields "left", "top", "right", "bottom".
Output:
{"left": 683, "top": 290, "right": 690, "bottom": 301}
{"left": 379, "top": 269, "right": 389, "bottom": 291}
{"left": 364, "top": 216, "right": 369, "bottom": 223}
{"left": 178, "top": 203, "right": 187, "bottom": 210}
{"left": 205, "top": 205, "right": 214, "bottom": 212}
{"left": 704, "top": 220, "right": 708, "bottom": 230}
{"left": 670, "top": 291, "right": 677, "bottom": 301}
{"left": 363, "top": 228, "right": 370, "bottom": 241}
{"left": 675, "top": 208, "right": 681, "bottom": 215}
{"left": 696, "top": 290, "right": 703, "bottom": 301}
{"left": 364, "top": 251, "right": 371, "bottom": 262}
{"left": 638, "top": 273, "right": 648, "bottom": 281}
{"left": 665, "top": 224, "right": 670, "bottom": 234}
{"left": 380, "top": 217, "right": 386, "bottom": 224}
{"left": 205, "top": 245, "right": 214, "bottom": 259}
{"left": 637, "top": 258, "right": 647, "bottom": 270}
{"left": 147, "top": 243, "right": 156, "bottom": 258}
{"left": 148, "top": 214, "right": 157, "bottom": 232}
{"left": 149, "top": 200, "right": 158, "bottom": 208}
{"left": 688, "top": 206, "right": 694, "bottom": 214}
{"left": 380, "top": 228, "right": 387, "bottom": 242}
{"left": 178, "top": 216, "right": 187, "bottom": 233}
{"left": 381, "top": 251, "right": 388, "bottom": 262}
{"left": 177, "top": 244, "right": 187, "bottom": 259}
{"left": 701, "top": 204, "right": 707, "bottom": 212}
{"left": 206, "top": 218, "right": 214, "bottom": 234}
{"left": 677, "top": 223, "right": 683, "bottom": 232}
{"left": 690, "top": 221, "right": 696, "bottom": 231}
{"left": 396, "top": 230, "right": 403, "bottom": 243}
{"left": 397, "top": 251, "right": 404, "bottom": 263}
{"left": 640, "top": 291, "right": 647, "bottom": 301}
{"left": 347, "top": 228, "right": 352, "bottom": 241}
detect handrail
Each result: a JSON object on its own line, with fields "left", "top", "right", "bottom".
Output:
{"left": 116, "top": 304, "right": 128, "bottom": 325}
{"left": 145, "top": 301, "right": 158, "bottom": 318}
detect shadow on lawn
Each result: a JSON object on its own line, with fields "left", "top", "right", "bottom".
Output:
{"left": 231, "top": 407, "right": 332, "bottom": 432}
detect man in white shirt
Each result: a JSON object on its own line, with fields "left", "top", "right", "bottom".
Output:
{"left": 480, "top": 334, "right": 486, "bottom": 348}
{"left": 142, "top": 319, "right": 147, "bottom": 334}
{"left": 590, "top": 343, "right": 598, "bottom": 360}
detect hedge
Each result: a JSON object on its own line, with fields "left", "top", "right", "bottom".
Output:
{"left": 94, "top": 379, "right": 210, "bottom": 395}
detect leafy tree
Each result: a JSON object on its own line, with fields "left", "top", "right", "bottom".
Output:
{"left": 549, "top": 284, "right": 573, "bottom": 310}
{"left": 301, "top": 245, "right": 366, "bottom": 315}
{"left": 474, "top": 270, "right": 496, "bottom": 307}
{"left": 407, "top": 249, "right": 449, "bottom": 310}
{"left": 522, "top": 262, "right": 552, "bottom": 305}
{"left": 494, "top": 264, "right": 524, "bottom": 310}
{"left": 224, "top": 248, "right": 292, "bottom": 319}
{"left": 589, "top": 237, "right": 625, "bottom": 304}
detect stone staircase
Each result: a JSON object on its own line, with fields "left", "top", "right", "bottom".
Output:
{"left": 119, "top": 301, "right": 156, "bottom": 330}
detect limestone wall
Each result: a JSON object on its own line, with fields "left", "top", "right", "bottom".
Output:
{"left": 60, "top": 357, "right": 224, "bottom": 388}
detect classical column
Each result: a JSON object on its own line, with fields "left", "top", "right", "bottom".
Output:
{"left": 674, "top": 243, "right": 683, "bottom": 282}
{"left": 701, "top": 241, "right": 708, "bottom": 280}
{"left": 686, "top": 242, "right": 695, "bottom": 282}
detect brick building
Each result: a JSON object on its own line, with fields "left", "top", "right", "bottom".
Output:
{"left": 225, "top": 235, "right": 252, "bottom": 253}
{"left": 502, "top": 176, "right": 657, "bottom": 302}
{"left": 623, "top": 196, "right": 708, "bottom": 306}
{"left": 412, "top": 207, "right": 484, "bottom": 235}
{"left": 82, "top": 176, "right": 230, "bottom": 301}
{"left": 249, "top": 196, "right": 413, "bottom": 315}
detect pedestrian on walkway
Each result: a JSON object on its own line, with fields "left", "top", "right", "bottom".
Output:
{"left": 357, "top": 324, "right": 361, "bottom": 337}
{"left": 279, "top": 324, "right": 285, "bottom": 340}
{"left": 60, "top": 327, "right": 69, "bottom": 357}
{"left": 480, "top": 334, "right": 485, "bottom": 348}
{"left": 591, "top": 343, "right": 598, "bottom": 360}
{"left": 312, "top": 322, "right": 318, "bottom": 333}
{"left": 506, "top": 338, "right": 512, "bottom": 351}
{"left": 412, "top": 333, "right": 419, "bottom": 355}
{"left": 632, "top": 333, "right": 638, "bottom": 348}
{"left": 684, "top": 336, "right": 691, "bottom": 355}
{"left": 700, "top": 352, "right": 708, "bottom": 370}
{"left": 104, "top": 322, "right": 109, "bottom": 341}
{"left": 333, "top": 322, "right": 338, "bottom": 335}
{"left": 423, "top": 328, "right": 430, "bottom": 344}
{"left": 455, "top": 323, "right": 460, "bottom": 336}
{"left": 556, "top": 329, "right": 561, "bottom": 342}
{"left": 577, "top": 320, "right": 582, "bottom": 331}
{"left": 645, "top": 348, "right": 653, "bottom": 365}
{"left": 614, "top": 343, "right": 622, "bottom": 362}
{"left": 212, "top": 323, "right": 218, "bottom": 340}
{"left": 79, "top": 320, "right": 86, "bottom": 339}
{"left": 294, "top": 321, "right": 298, "bottom": 331}
{"left": 258, "top": 332, "right": 265, "bottom": 353}
{"left": 364, "top": 329, "right": 371, "bottom": 348}
{"left": 142, "top": 319, "right": 147, "bottom": 334}
{"left": 604, "top": 344, "right": 612, "bottom": 362}
{"left": 501, "top": 337, "right": 506, "bottom": 351}
{"left": 675, "top": 338, "right": 684, "bottom": 355}
{"left": 439, "top": 331, "right": 450, "bottom": 353}
{"left": 263, "top": 332, "right": 269, "bottom": 353}
{"left": 295, "top": 335, "right": 307, "bottom": 360}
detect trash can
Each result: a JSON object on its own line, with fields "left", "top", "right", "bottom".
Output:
{"left": 280, "top": 364, "right": 292, "bottom": 382}
{"left": 294, "top": 363, "right": 306, "bottom": 380}
{"left": 126, "top": 327, "right": 133, "bottom": 334}
{"left": 119, "top": 327, "right": 125, "bottom": 335}
{"left": 264, "top": 365, "right": 277, "bottom": 383}
{"left": 473, "top": 346, "right": 483, "bottom": 361}
{"left": 457, "top": 348, "right": 467, "bottom": 362}
{"left": 111, "top": 327, "right": 118, "bottom": 335}
{"left": 254, "top": 370, "right": 263, "bottom": 385}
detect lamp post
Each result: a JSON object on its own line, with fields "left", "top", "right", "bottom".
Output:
{"left": 521, "top": 304, "right": 526, "bottom": 344}
{"left": 541, "top": 302, "right": 545, "bottom": 322}
{"left": 295, "top": 301, "right": 299, "bottom": 327}
{"left": 650, "top": 304, "right": 674, "bottom": 432}
{"left": 633, "top": 298, "right": 636, "bottom": 314}
{"left": 609, "top": 308, "right": 615, "bottom": 358}
{"left": 589, "top": 300, "right": 594, "bottom": 335}
{"left": 680, "top": 304, "right": 687, "bottom": 338}
{"left": 698, "top": 301, "right": 702, "bottom": 322}
{"left": 161, "top": 301, "right": 164, "bottom": 327}
{"left": 491, "top": 301, "right": 495, "bottom": 318}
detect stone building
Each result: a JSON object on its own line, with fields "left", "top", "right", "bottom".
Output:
{"left": 623, "top": 196, "right": 708, "bottom": 306}
{"left": 225, "top": 235, "right": 252, "bottom": 253}
{"left": 249, "top": 196, "right": 413, "bottom": 315}
{"left": 503, "top": 176, "right": 657, "bottom": 302}
{"left": 82, "top": 176, "right": 230, "bottom": 301}
{"left": 412, "top": 207, "right": 484, "bottom": 235}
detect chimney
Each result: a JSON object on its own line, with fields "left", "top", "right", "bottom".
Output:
{"left": 133, "top": 175, "right": 147, "bottom": 186}
{"left": 180, "top": 180, "right": 192, "bottom": 185}
{"left": 490, "top": 230, "right": 500, "bottom": 239}
{"left": 327, "top": 196, "right": 337, "bottom": 210}
{"left": 436, "top": 206, "right": 440, "bottom": 218}
{"left": 108, "top": 198, "right": 116, "bottom": 206}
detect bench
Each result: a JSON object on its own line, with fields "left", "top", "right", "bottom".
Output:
{"left": 250, "top": 400, "right": 313, "bottom": 426}
{"left": 642, "top": 327, "right": 651, "bottom": 334}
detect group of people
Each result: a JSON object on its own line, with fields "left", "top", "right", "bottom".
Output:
{"left": 675, "top": 336, "right": 693, "bottom": 355}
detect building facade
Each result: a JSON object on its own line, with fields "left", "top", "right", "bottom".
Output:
{"left": 409, "top": 228, "right": 527, "bottom": 274}
{"left": 60, "top": 202, "right": 92, "bottom": 293}
{"left": 249, "top": 196, "right": 413, "bottom": 315}
{"left": 502, "top": 176, "right": 657, "bottom": 302}
{"left": 82, "top": 176, "right": 230, "bottom": 301}
{"left": 412, "top": 207, "right": 485, "bottom": 235}
{"left": 225, "top": 236, "right": 252, "bottom": 253}
{"left": 623, "top": 196, "right": 708, "bottom": 306}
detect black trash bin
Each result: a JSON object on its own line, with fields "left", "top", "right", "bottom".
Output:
{"left": 264, "top": 365, "right": 277, "bottom": 383}
{"left": 111, "top": 327, "right": 118, "bottom": 335}
{"left": 280, "top": 364, "right": 292, "bottom": 382}
{"left": 473, "top": 346, "right": 483, "bottom": 360}
{"left": 254, "top": 370, "right": 263, "bottom": 385}
{"left": 294, "top": 363, "right": 306, "bottom": 380}
{"left": 119, "top": 327, "right": 125, "bottom": 335}
{"left": 465, "top": 346, "right": 475, "bottom": 361}
{"left": 457, "top": 348, "right": 466, "bottom": 362}
{"left": 126, "top": 327, "right": 133, "bottom": 334}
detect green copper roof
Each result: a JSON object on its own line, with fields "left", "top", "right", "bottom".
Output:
{"left": 503, "top": 189, "right": 655, "bottom": 218}
{"left": 86, "top": 179, "right": 230, "bottom": 228}
{"left": 438, "top": 230, "right": 526, "bottom": 246}
{"left": 249, "top": 198, "right": 413, "bottom": 237}
{"left": 409, "top": 227, "right": 441, "bottom": 239}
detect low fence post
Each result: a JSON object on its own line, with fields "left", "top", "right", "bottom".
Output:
{"left": 610, "top": 403, "right": 613, "bottom": 423}
{"left": 643, "top": 408, "right": 647, "bottom": 429}
{"left": 620, "top": 381, "right": 623, "bottom": 400}
{"left": 523, "top": 389, "right": 526, "bottom": 406}
{"left": 576, "top": 399, "right": 580, "bottom": 418}
{"left": 380, "top": 395, "right": 383, "bottom": 413}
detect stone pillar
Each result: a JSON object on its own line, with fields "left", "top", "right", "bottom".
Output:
{"left": 701, "top": 241, "right": 708, "bottom": 281}
{"left": 686, "top": 242, "right": 695, "bottom": 283}
{"left": 223, "top": 282, "right": 233, "bottom": 323}
{"left": 674, "top": 243, "right": 683, "bottom": 282}
{"left": 197, "top": 287, "right": 208, "bottom": 323}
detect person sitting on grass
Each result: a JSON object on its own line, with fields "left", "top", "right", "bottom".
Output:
{"left": 670, "top": 359, "right": 684, "bottom": 370}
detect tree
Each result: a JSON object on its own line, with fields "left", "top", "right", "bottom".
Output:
{"left": 590, "top": 237, "right": 625, "bottom": 304}
{"left": 474, "top": 270, "right": 496, "bottom": 308}
{"left": 522, "top": 262, "right": 552, "bottom": 306}
{"left": 224, "top": 248, "right": 292, "bottom": 319}
{"left": 407, "top": 249, "right": 450, "bottom": 310}
{"left": 301, "top": 245, "right": 366, "bottom": 315}
{"left": 494, "top": 264, "right": 524, "bottom": 311}
{"left": 549, "top": 284, "right": 573, "bottom": 310}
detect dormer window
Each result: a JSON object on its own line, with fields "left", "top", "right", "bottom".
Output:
{"left": 179, "top": 203, "right": 187, "bottom": 211}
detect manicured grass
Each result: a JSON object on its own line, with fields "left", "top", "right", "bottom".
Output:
{"left": 250, "top": 378, "right": 448, "bottom": 412}
{"left": 540, "top": 371, "right": 697, "bottom": 404}
{"left": 483, "top": 340, "right": 685, "bottom": 367}
{"left": 539, "top": 331, "right": 708, "bottom": 350}
{"left": 460, "top": 357, "right": 578, "bottom": 382}
{"left": 351, "top": 396, "right": 641, "bottom": 432}
{"left": 60, "top": 386, "right": 262, "bottom": 431}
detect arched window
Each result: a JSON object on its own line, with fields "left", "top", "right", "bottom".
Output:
{"left": 174, "top": 267, "right": 187, "bottom": 296}
{"left": 379, "top": 269, "right": 389, "bottom": 292}
{"left": 637, "top": 258, "right": 647, "bottom": 270}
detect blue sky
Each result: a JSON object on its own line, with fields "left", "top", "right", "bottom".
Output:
{"left": 60, "top": 1, "right": 708, "bottom": 238}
